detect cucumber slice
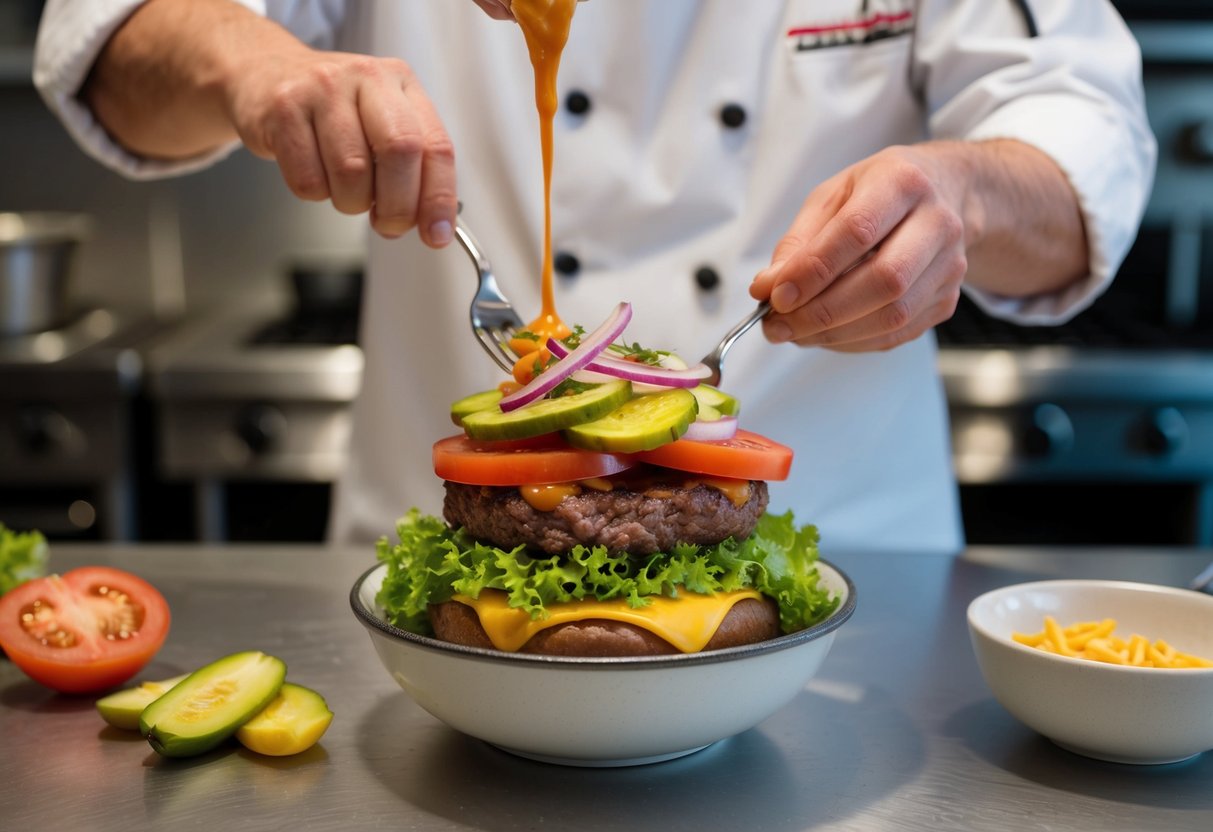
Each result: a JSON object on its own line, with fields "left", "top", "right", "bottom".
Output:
{"left": 691, "top": 384, "right": 740, "bottom": 417}
{"left": 96, "top": 674, "right": 190, "bottom": 731}
{"left": 565, "top": 387, "right": 697, "bottom": 452}
{"left": 235, "top": 682, "right": 334, "bottom": 756}
{"left": 461, "top": 380, "right": 632, "bottom": 441}
{"left": 697, "top": 403, "right": 723, "bottom": 422}
{"left": 450, "top": 389, "right": 503, "bottom": 426}
{"left": 140, "top": 651, "right": 286, "bottom": 758}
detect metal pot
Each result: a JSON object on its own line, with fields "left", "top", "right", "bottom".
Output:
{"left": 0, "top": 212, "right": 92, "bottom": 337}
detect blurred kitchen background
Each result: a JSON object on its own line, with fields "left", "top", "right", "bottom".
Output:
{"left": 1, "top": 0, "right": 1212, "bottom": 546}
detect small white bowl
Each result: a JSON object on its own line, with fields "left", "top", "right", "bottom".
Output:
{"left": 968, "top": 579, "right": 1213, "bottom": 765}
{"left": 351, "top": 561, "right": 855, "bottom": 767}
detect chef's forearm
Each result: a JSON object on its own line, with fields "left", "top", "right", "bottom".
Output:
{"left": 950, "top": 139, "right": 1089, "bottom": 298}
{"left": 82, "top": 0, "right": 294, "bottom": 160}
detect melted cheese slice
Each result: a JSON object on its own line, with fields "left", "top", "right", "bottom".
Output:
{"left": 453, "top": 588, "right": 763, "bottom": 653}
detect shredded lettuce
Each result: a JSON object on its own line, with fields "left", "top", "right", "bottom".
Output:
{"left": 375, "top": 509, "right": 840, "bottom": 636}
{"left": 0, "top": 524, "right": 48, "bottom": 596}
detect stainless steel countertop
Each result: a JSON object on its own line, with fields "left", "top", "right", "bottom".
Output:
{"left": 4, "top": 543, "right": 1212, "bottom": 831}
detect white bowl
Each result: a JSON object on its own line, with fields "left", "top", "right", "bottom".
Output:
{"left": 967, "top": 579, "right": 1213, "bottom": 765}
{"left": 351, "top": 561, "right": 855, "bottom": 767}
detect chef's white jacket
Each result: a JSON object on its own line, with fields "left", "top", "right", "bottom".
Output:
{"left": 36, "top": 0, "right": 1155, "bottom": 553}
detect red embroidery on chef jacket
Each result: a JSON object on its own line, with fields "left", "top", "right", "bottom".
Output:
{"left": 787, "top": 0, "right": 914, "bottom": 52}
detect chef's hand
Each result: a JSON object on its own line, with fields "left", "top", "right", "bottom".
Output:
{"left": 473, "top": 0, "right": 517, "bottom": 19}
{"left": 85, "top": 0, "right": 458, "bottom": 247}
{"left": 227, "top": 47, "right": 457, "bottom": 246}
{"left": 749, "top": 139, "right": 1088, "bottom": 352}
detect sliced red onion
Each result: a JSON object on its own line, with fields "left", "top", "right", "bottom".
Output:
{"left": 499, "top": 302, "right": 632, "bottom": 412}
{"left": 547, "top": 339, "right": 710, "bottom": 388}
{"left": 683, "top": 415, "right": 738, "bottom": 442}
{"left": 570, "top": 368, "right": 669, "bottom": 394}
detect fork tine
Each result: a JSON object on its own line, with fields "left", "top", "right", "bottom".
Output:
{"left": 492, "top": 326, "right": 521, "bottom": 368}
{"left": 475, "top": 326, "right": 517, "bottom": 374}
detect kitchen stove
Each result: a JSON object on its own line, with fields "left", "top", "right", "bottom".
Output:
{"left": 932, "top": 8, "right": 1213, "bottom": 546}
{"left": 0, "top": 307, "right": 152, "bottom": 539}
{"left": 937, "top": 296, "right": 1213, "bottom": 546}
{"left": 145, "top": 298, "right": 363, "bottom": 541}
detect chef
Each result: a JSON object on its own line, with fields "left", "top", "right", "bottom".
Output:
{"left": 34, "top": 0, "right": 1154, "bottom": 553}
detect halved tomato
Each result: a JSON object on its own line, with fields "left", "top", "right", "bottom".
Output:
{"left": 633, "top": 429, "right": 794, "bottom": 481}
{"left": 433, "top": 433, "right": 635, "bottom": 486}
{"left": 0, "top": 566, "right": 170, "bottom": 694}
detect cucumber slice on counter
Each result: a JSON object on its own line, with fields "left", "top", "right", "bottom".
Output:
{"left": 461, "top": 380, "right": 632, "bottom": 441}
{"left": 450, "top": 389, "right": 503, "bottom": 426}
{"left": 96, "top": 674, "right": 190, "bottom": 731}
{"left": 235, "top": 682, "right": 334, "bottom": 757}
{"left": 691, "top": 384, "right": 740, "bottom": 417}
{"left": 140, "top": 651, "right": 286, "bottom": 758}
{"left": 565, "top": 387, "right": 698, "bottom": 452}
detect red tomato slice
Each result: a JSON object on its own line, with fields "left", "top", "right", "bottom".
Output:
{"left": 433, "top": 433, "right": 635, "bottom": 486}
{"left": 633, "top": 429, "right": 794, "bottom": 481}
{"left": 0, "top": 566, "right": 170, "bottom": 694}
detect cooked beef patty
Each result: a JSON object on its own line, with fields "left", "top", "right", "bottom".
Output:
{"left": 429, "top": 595, "right": 781, "bottom": 656}
{"left": 442, "top": 478, "right": 769, "bottom": 555}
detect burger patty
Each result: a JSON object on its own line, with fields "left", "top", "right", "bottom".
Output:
{"left": 442, "top": 478, "right": 769, "bottom": 555}
{"left": 429, "top": 596, "right": 782, "bottom": 656}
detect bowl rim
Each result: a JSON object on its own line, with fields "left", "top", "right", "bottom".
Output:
{"left": 350, "top": 558, "right": 856, "bottom": 668}
{"left": 967, "top": 578, "right": 1213, "bottom": 676}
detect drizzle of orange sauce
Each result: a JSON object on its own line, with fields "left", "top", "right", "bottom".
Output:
{"left": 512, "top": 0, "right": 577, "bottom": 348}
{"left": 519, "top": 483, "right": 581, "bottom": 512}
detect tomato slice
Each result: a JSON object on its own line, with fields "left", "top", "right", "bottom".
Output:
{"left": 0, "top": 566, "right": 171, "bottom": 694}
{"left": 633, "top": 429, "right": 794, "bottom": 481}
{"left": 433, "top": 433, "right": 635, "bottom": 486}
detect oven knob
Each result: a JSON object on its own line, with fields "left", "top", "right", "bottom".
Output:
{"left": 234, "top": 405, "right": 286, "bottom": 455}
{"left": 1178, "top": 120, "right": 1213, "bottom": 165}
{"left": 1022, "top": 403, "right": 1073, "bottom": 458}
{"left": 17, "top": 406, "right": 71, "bottom": 456}
{"left": 1139, "top": 407, "right": 1188, "bottom": 456}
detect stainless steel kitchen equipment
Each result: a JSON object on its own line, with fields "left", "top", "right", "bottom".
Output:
{"left": 145, "top": 266, "right": 364, "bottom": 542}
{"left": 456, "top": 219, "right": 526, "bottom": 374}
{"left": 4, "top": 541, "right": 1212, "bottom": 831}
{"left": 0, "top": 306, "right": 149, "bottom": 539}
{"left": 935, "top": 5, "right": 1213, "bottom": 546}
{"left": 700, "top": 301, "right": 770, "bottom": 387}
{"left": 0, "top": 211, "right": 91, "bottom": 337}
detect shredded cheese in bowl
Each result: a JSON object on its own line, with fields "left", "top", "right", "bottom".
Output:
{"left": 1013, "top": 616, "right": 1213, "bottom": 668}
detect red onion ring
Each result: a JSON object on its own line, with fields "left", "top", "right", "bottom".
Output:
{"left": 499, "top": 302, "right": 632, "bottom": 412}
{"left": 547, "top": 339, "right": 710, "bottom": 388}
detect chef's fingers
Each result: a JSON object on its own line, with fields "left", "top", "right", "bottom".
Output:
{"left": 471, "top": 0, "right": 516, "bottom": 20}
{"left": 356, "top": 62, "right": 453, "bottom": 243}
{"left": 260, "top": 92, "right": 331, "bottom": 203}
{"left": 402, "top": 81, "right": 457, "bottom": 248}
{"left": 765, "top": 199, "right": 963, "bottom": 342}
{"left": 757, "top": 158, "right": 930, "bottom": 315}
{"left": 359, "top": 68, "right": 425, "bottom": 238}
{"left": 312, "top": 94, "right": 374, "bottom": 215}
{"left": 789, "top": 245, "right": 964, "bottom": 351}
{"left": 749, "top": 173, "right": 843, "bottom": 301}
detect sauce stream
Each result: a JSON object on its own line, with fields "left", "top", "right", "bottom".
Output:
{"left": 512, "top": 0, "right": 577, "bottom": 343}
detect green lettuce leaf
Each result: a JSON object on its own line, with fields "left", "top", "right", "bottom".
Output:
{"left": 375, "top": 509, "right": 840, "bottom": 636}
{"left": 0, "top": 524, "right": 48, "bottom": 596}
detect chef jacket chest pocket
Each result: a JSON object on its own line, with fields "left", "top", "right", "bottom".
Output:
{"left": 780, "top": 31, "right": 914, "bottom": 108}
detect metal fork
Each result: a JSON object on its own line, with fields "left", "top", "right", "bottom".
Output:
{"left": 453, "top": 217, "right": 770, "bottom": 384}
{"left": 1190, "top": 560, "right": 1213, "bottom": 594}
{"left": 698, "top": 301, "right": 771, "bottom": 387}
{"left": 454, "top": 218, "right": 525, "bottom": 374}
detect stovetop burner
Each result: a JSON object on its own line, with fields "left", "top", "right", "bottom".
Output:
{"left": 936, "top": 295, "right": 1213, "bottom": 351}
{"left": 248, "top": 311, "right": 360, "bottom": 347}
